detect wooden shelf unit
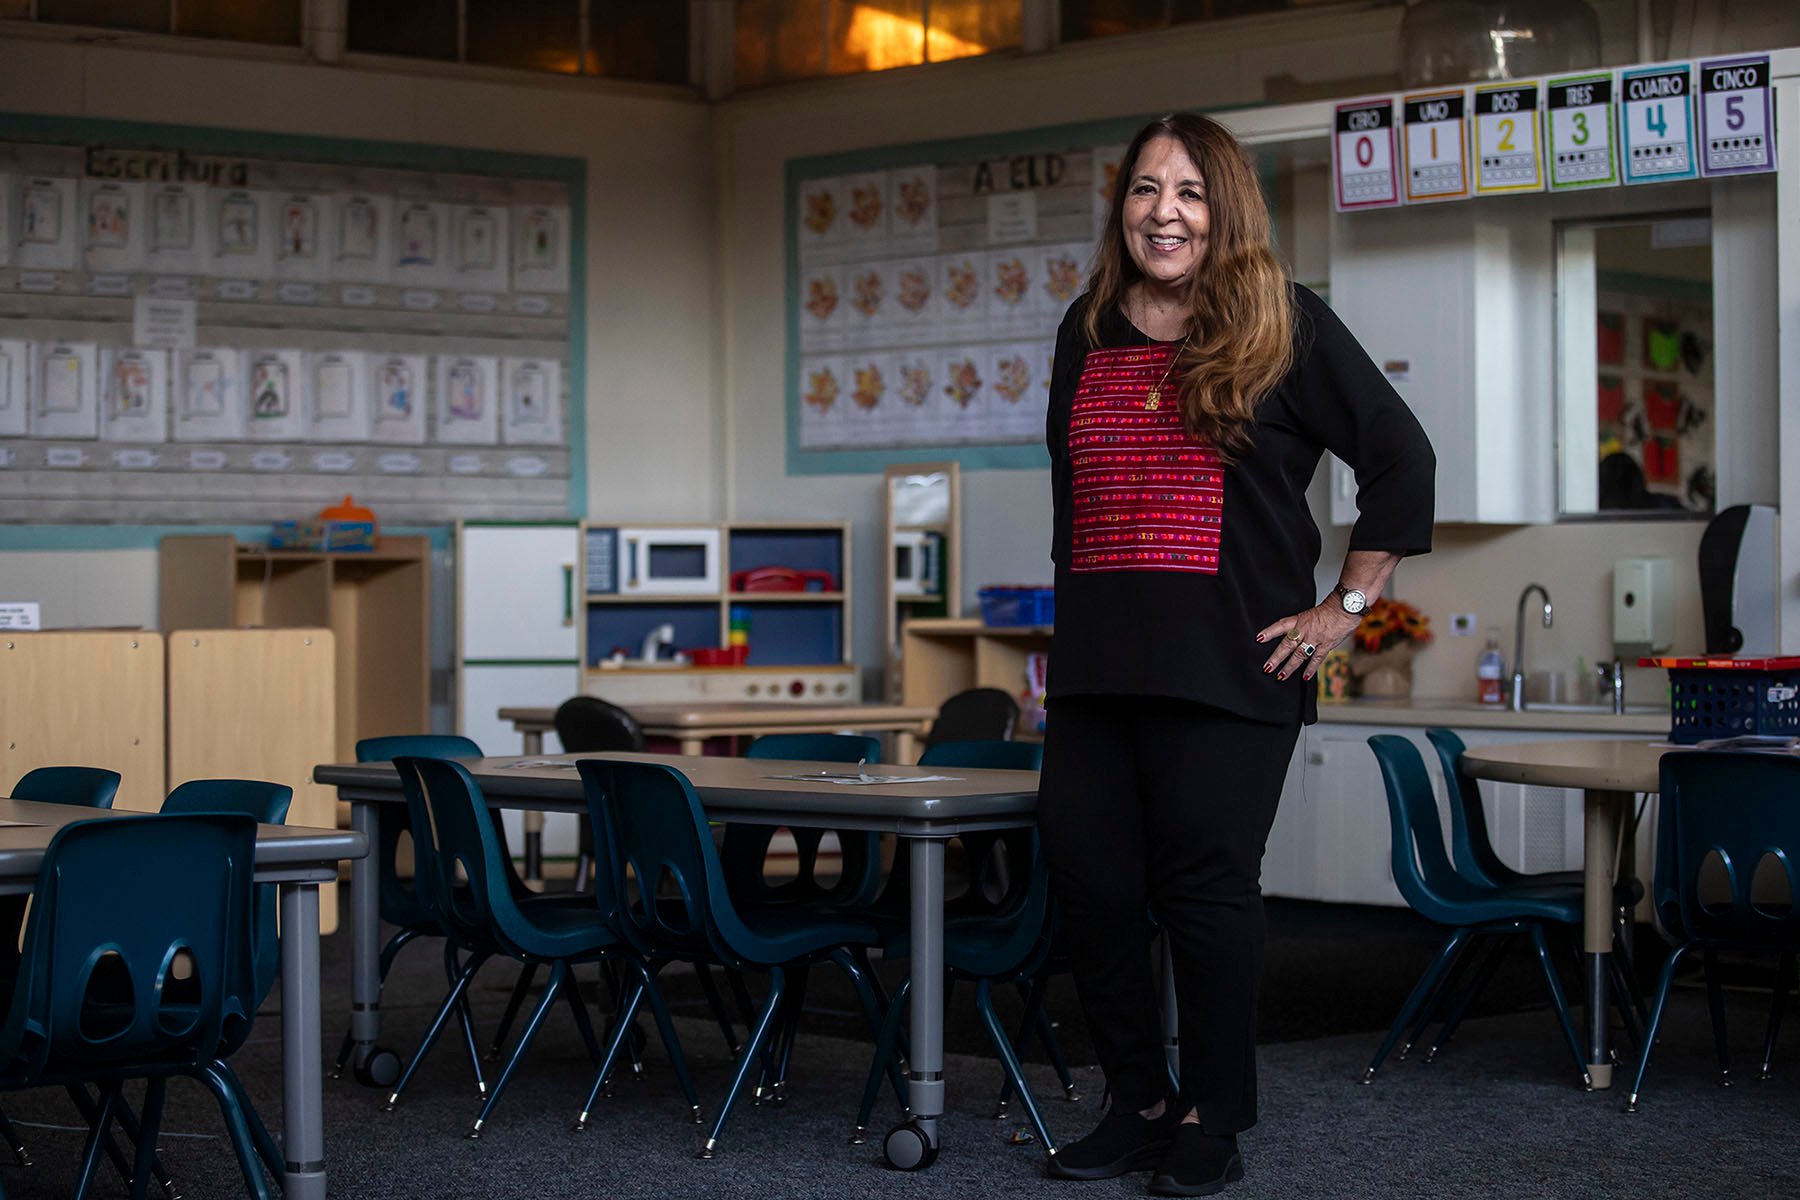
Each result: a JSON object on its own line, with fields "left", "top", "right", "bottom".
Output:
{"left": 898, "top": 617, "right": 1050, "bottom": 710}
{"left": 159, "top": 534, "right": 431, "bottom": 763}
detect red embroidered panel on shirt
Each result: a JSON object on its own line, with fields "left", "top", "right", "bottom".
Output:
{"left": 1067, "top": 343, "right": 1224, "bottom": 575}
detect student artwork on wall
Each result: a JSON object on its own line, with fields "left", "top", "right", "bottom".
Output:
{"left": 511, "top": 203, "right": 569, "bottom": 293}
{"left": 367, "top": 353, "right": 428, "bottom": 445}
{"left": 0, "top": 339, "right": 31, "bottom": 437}
{"left": 308, "top": 350, "right": 370, "bottom": 442}
{"left": 435, "top": 354, "right": 499, "bottom": 444}
{"left": 451, "top": 204, "right": 509, "bottom": 292}
{"left": 244, "top": 349, "right": 307, "bottom": 441}
{"left": 99, "top": 347, "right": 169, "bottom": 444}
{"left": 32, "top": 342, "right": 99, "bottom": 439}
{"left": 209, "top": 188, "right": 273, "bottom": 279}
{"left": 173, "top": 347, "right": 245, "bottom": 442}
{"left": 332, "top": 191, "right": 392, "bottom": 284}
{"left": 144, "top": 182, "right": 209, "bottom": 274}
{"left": 274, "top": 193, "right": 331, "bottom": 282}
{"left": 500, "top": 357, "right": 561, "bottom": 445}
{"left": 16, "top": 177, "right": 79, "bottom": 272}
{"left": 393, "top": 199, "right": 449, "bottom": 287}
{"left": 0, "top": 174, "right": 11, "bottom": 269}
{"left": 81, "top": 180, "right": 145, "bottom": 275}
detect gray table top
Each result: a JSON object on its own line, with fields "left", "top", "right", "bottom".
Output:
{"left": 314, "top": 752, "right": 1040, "bottom": 834}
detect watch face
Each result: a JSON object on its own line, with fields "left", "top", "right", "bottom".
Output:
{"left": 1342, "top": 589, "right": 1367, "bottom": 614}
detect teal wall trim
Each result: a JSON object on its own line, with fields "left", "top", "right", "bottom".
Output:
{"left": 0, "top": 524, "right": 455, "bottom": 551}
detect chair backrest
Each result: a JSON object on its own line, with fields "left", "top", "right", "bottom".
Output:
{"left": 161, "top": 779, "right": 294, "bottom": 1008}
{"left": 918, "top": 739, "right": 1043, "bottom": 771}
{"left": 356, "top": 734, "right": 485, "bottom": 929}
{"left": 1656, "top": 750, "right": 1800, "bottom": 947}
{"left": 553, "top": 697, "right": 646, "bottom": 753}
{"left": 1367, "top": 735, "right": 1476, "bottom": 924}
{"left": 578, "top": 757, "right": 767, "bottom": 968}
{"left": 1423, "top": 727, "right": 1512, "bottom": 887}
{"left": 0, "top": 814, "right": 257, "bottom": 1079}
{"left": 743, "top": 733, "right": 880, "bottom": 763}
{"left": 925, "top": 688, "right": 1019, "bottom": 747}
{"left": 10, "top": 766, "right": 122, "bottom": 809}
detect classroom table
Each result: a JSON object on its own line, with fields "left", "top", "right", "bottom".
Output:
{"left": 500, "top": 702, "right": 937, "bottom": 882}
{"left": 1457, "top": 737, "right": 1668, "bottom": 1091}
{"left": 314, "top": 751, "right": 1037, "bottom": 1168}
{"left": 0, "top": 796, "right": 367, "bottom": 1200}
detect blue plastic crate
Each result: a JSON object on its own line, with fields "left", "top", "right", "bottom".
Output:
{"left": 1644, "top": 656, "right": 1800, "bottom": 744}
{"left": 978, "top": 586, "right": 1054, "bottom": 627}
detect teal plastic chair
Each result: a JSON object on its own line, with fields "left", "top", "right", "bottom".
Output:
{"left": 0, "top": 814, "right": 266, "bottom": 1199}
{"left": 1364, "top": 735, "right": 1589, "bottom": 1086}
{"left": 575, "top": 757, "right": 891, "bottom": 1157}
{"left": 386, "top": 756, "right": 621, "bottom": 1138}
{"left": 721, "top": 733, "right": 884, "bottom": 909}
{"left": 1626, "top": 750, "right": 1800, "bottom": 1111}
{"left": 9, "top": 766, "right": 122, "bottom": 809}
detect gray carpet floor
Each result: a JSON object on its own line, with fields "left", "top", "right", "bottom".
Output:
{"left": 0, "top": 896, "right": 1795, "bottom": 1198}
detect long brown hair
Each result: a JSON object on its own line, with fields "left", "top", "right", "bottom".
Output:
{"left": 1085, "top": 113, "right": 1294, "bottom": 461}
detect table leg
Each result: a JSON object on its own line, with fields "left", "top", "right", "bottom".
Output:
{"left": 680, "top": 735, "right": 705, "bottom": 756}
{"left": 895, "top": 730, "right": 919, "bottom": 766}
{"left": 892, "top": 835, "right": 947, "bottom": 1165}
{"left": 1582, "top": 788, "right": 1626, "bottom": 1090}
{"left": 521, "top": 729, "right": 545, "bottom": 884}
{"left": 280, "top": 882, "right": 326, "bottom": 1200}
{"left": 346, "top": 801, "right": 391, "bottom": 1085}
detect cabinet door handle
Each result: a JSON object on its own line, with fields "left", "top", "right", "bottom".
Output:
{"left": 562, "top": 563, "right": 575, "bottom": 627}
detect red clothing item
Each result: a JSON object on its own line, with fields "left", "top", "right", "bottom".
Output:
{"left": 1068, "top": 343, "right": 1226, "bottom": 576}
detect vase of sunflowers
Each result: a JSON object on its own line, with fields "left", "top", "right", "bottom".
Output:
{"left": 1349, "top": 598, "right": 1432, "bottom": 699}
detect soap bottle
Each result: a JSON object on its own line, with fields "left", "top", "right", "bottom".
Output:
{"left": 1476, "top": 629, "right": 1505, "bottom": 706}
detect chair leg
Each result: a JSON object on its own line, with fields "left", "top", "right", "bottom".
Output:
{"left": 1762, "top": 950, "right": 1794, "bottom": 1081}
{"left": 1363, "top": 927, "right": 1472, "bottom": 1083}
{"left": 1425, "top": 936, "right": 1512, "bottom": 1062}
{"left": 1526, "top": 923, "right": 1590, "bottom": 1087}
{"left": 190, "top": 1065, "right": 273, "bottom": 1200}
{"left": 72, "top": 1085, "right": 123, "bottom": 1200}
{"left": 384, "top": 950, "right": 490, "bottom": 1110}
{"left": 125, "top": 1078, "right": 166, "bottom": 1200}
{"left": 489, "top": 962, "right": 539, "bottom": 1060}
{"left": 694, "top": 961, "right": 742, "bottom": 1054}
{"left": 443, "top": 941, "right": 488, "bottom": 1094}
{"left": 762, "top": 963, "right": 810, "bottom": 1102}
{"left": 469, "top": 959, "right": 570, "bottom": 1139}
{"left": 204, "top": 1060, "right": 281, "bottom": 1185}
{"left": 1026, "top": 978, "right": 1080, "bottom": 1101}
{"left": 0, "top": 1102, "right": 30, "bottom": 1166}
{"left": 830, "top": 947, "right": 908, "bottom": 1109}
{"left": 633, "top": 968, "right": 701, "bottom": 1120}
{"left": 1702, "top": 948, "right": 1732, "bottom": 1086}
{"left": 854, "top": 976, "right": 912, "bottom": 1144}
{"left": 1626, "top": 943, "right": 1690, "bottom": 1112}
{"left": 976, "top": 979, "right": 1056, "bottom": 1156}
{"left": 726, "top": 967, "right": 779, "bottom": 1084}
{"left": 1608, "top": 954, "right": 1645, "bottom": 1050}
{"left": 562, "top": 965, "right": 606, "bottom": 1068}
{"left": 64, "top": 1084, "right": 163, "bottom": 1196}
{"left": 699, "top": 964, "right": 787, "bottom": 1159}
{"left": 574, "top": 974, "right": 649, "bottom": 1128}
{"left": 1611, "top": 912, "right": 1650, "bottom": 1026}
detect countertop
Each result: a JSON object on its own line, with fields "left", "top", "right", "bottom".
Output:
{"left": 1315, "top": 696, "right": 1669, "bottom": 734}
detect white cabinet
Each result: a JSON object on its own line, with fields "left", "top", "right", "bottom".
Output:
{"left": 458, "top": 522, "right": 581, "bottom": 661}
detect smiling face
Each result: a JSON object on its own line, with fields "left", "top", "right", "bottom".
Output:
{"left": 1122, "top": 134, "right": 1211, "bottom": 297}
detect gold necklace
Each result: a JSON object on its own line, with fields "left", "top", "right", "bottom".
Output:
{"left": 1145, "top": 335, "right": 1190, "bottom": 411}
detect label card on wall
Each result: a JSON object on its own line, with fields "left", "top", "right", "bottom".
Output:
{"left": 1619, "top": 63, "right": 1697, "bottom": 184}
{"left": 1401, "top": 90, "right": 1469, "bottom": 203}
{"left": 1544, "top": 73, "right": 1618, "bottom": 189}
{"left": 1472, "top": 82, "right": 1544, "bottom": 194}
{"left": 1332, "top": 99, "right": 1400, "bottom": 211}
{"left": 1698, "top": 54, "right": 1774, "bottom": 176}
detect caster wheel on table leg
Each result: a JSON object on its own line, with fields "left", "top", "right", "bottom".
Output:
{"left": 354, "top": 1047, "right": 402, "bottom": 1090}
{"left": 883, "top": 1120, "right": 938, "bottom": 1171}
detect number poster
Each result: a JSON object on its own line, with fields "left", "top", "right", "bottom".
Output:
{"left": 1401, "top": 90, "right": 1469, "bottom": 203}
{"left": 1332, "top": 98, "right": 1401, "bottom": 212}
{"left": 1544, "top": 73, "right": 1618, "bottom": 189}
{"left": 1472, "top": 82, "right": 1544, "bottom": 194}
{"left": 1620, "top": 63, "right": 1698, "bottom": 185}
{"left": 1698, "top": 55, "right": 1774, "bottom": 177}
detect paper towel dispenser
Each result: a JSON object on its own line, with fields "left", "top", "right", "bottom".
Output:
{"left": 1613, "top": 559, "right": 1674, "bottom": 657}
{"left": 1698, "top": 503, "right": 1776, "bottom": 654}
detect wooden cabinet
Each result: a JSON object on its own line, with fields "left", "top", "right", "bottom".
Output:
{"left": 898, "top": 617, "right": 1048, "bottom": 712}
{"left": 159, "top": 534, "right": 430, "bottom": 763}
{"left": 883, "top": 463, "right": 961, "bottom": 701}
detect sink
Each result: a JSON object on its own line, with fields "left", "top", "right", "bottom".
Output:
{"left": 1420, "top": 699, "right": 1664, "bottom": 716}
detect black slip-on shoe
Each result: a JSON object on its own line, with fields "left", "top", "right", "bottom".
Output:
{"left": 1147, "top": 1125, "right": 1243, "bottom": 1196}
{"left": 1045, "top": 1102, "right": 1179, "bottom": 1181}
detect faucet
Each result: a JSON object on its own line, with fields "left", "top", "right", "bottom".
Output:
{"left": 1510, "top": 583, "right": 1552, "bottom": 711}
{"left": 639, "top": 622, "right": 676, "bottom": 662}
{"left": 1596, "top": 659, "right": 1626, "bottom": 714}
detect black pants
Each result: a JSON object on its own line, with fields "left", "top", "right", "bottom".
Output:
{"left": 1037, "top": 694, "right": 1299, "bottom": 1133}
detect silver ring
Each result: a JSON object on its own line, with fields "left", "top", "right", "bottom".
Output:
{"left": 1301, "top": 642, "right": 1317, "bottom": 657}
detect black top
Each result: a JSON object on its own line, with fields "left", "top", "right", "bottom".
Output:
{"left": 1045, "top": 284, "right": 1436, "bottom": 726}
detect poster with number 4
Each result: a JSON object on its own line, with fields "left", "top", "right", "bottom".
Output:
{"left": 1619, "top": 63, "right": 1697, "bottom": 185}
{"left": 1698, "top": 55, "right": 1774, "bottom": 177}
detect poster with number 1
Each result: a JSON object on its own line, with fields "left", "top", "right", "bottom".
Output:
{"left": 1619, "top": 63, "right": 1696, "bottom": 184}
{"left": 1401, "top": 90, "right": 1468, "bottom": 203}
{"left": 1544, "top": 72, "right": 1618, "bottom": 189}
{"left": 1332, "top": 98, "right": 1400, "bottom": 212}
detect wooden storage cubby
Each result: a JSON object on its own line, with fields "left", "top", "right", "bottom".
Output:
{"left": 898, "top": 616, "right": 1050, "bottom": 712}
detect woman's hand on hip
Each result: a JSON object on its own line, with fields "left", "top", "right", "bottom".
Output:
{"left": 1256, "top": 604, "right": 1360, "bottom": 682}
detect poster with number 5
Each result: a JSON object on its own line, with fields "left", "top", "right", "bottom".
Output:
{"left": 1698, "top": 55, "right": 1774, "bottom": 177}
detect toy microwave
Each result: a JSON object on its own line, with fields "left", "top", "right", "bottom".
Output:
{"left": 609, "top": 526, "right": 722, "bottom": 596}
{"left": 892, "top": 529, "right": 942, "bottom": 598}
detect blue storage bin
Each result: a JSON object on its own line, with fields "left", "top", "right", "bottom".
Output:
{"left": 978, "top": 586, "right": 1055, "bottom": 627}
{"left": 1643, "top": 655, "right": 1800, "bottom": 744}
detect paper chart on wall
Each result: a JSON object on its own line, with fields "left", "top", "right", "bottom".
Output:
{"left": 450, "top": 205, "right": 510, "bottom": 293}
{"left": 82, "top": 180, "right": 146, "bottom": 274}
{"left": 501, "top": 357, "right": 562, "bottom": 445}
{"left": 1091, "top": 146, "right": 1127, "bottom": 239}
{"left": 99, "top": 348, "right": 169, "bottom": 443}
{"left": 309, "top": 350, "right": 370, "bottom": 442}
{"left": 32, "top": 342, "right": 98, "bottom": 439}
{"left": 393, "top": 199, "right": 449, "bottom": 288}
{"left": 0, "top": 339, "right": 31, "bottom": 437}
{"left": 885, "top": 258, "right": 938, "bottom": 347}
{"left": 435, "top": 355, "right": 500, "bottom": 444}
{"left": 842, "top": 261, "right": 888, "bottom": 349}
{"left": 839, "top": 172, "right": 890, "bottom": 257}
{"left": 937, "top": 253, "right": 987, "bottom": 343}
{"left": 885, "top": 165, "right": 938, "bottom": 257}
{"left": 887, "top": 349, "right": 941, "bottom": 446}
{"left": 174, "top": 348, "right": 245, "bottom": 441}
{"left": 143, "top": 183, "right": 209, "bottom": 274}
{"left": 987, "top": 342, "right": 1044, "bottom": 442}
{"left": 795, "top": 176, "right": 846, "bottom": 267}
{"left": 332, "top": 192, "right": 392, "bottom": 284}
{"left": 0, "top": 174, "right": 11, "bottom": 269}
{"left": 985, "top": 248, "right": 1038, "bottom": 340}
{"left": 367, "top": 353, "right": 428, "bottom": 445}
{"left": 1037, "top": 241, "right": 1086, "bottom": 325}
{"left": 798, "top": 263, "right": 846, "bottom": 354}
{"left": 837, "top": 352, "right": 889, "bottom": 446}
{"left": 274, "top": 193, "right": 331, "bottom": 282}
{"left": 937, "top": 348, "right": 987, "bottom": 443}
{"left": 209, "top": 188, "right": 272, "bottom": 279}
{"left": 16, "top": 177, "right": 79, "bottom": 272}
{"left": 511, "top": 203, "right": 569, "bottom": 294}
{"left": 797, "top": 355, "right": 846, "bottom": 448}
{"left": 244, "top": 350, "right": 306, "bottom": 441}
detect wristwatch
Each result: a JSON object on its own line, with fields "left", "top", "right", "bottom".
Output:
{"left": 1332, "top": 584, "right": 1368, "bottom": 615}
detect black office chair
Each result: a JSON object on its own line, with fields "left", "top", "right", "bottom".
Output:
{"left": 924, "top": 687, "right": 1019, "bottom": 749}
{"left": 554, "top": 696, "right": 646, "bottom": 893}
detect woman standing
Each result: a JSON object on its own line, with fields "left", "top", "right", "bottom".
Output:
{"left": 1040, "top": 113, "right": 1434, "bottom": 1196}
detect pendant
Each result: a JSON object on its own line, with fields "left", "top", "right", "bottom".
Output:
{"left": 1145, "top": 387, "right": 1161, "bottom": 410}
